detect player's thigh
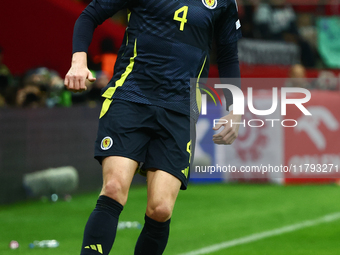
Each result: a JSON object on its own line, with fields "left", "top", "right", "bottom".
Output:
{"left": 100, "top": 156, "right": 138, "bottom": 206}
{"left": 95, "top": 99, "right": 153, "bottom": 163}
{"left": 146, "top": 169, "right": 181, "bottom": 222}
{"left": 143, "top": 109, "right": 192, "bottom": 190}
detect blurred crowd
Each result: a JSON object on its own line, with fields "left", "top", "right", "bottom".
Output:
{"left": 237, "top": 0, "right": 340, "bottom": 67}
{"left": 0, "top": 41, "right": 112, "bottom": 109}
{"left": 1, "top": 0, "right": 339, "bottom": 109}
{"left": 285, "top": 64, "right": 338, "bottom": 90}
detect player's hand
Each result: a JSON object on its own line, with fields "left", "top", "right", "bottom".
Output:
{"left": 212, "top": 111, "right": 242, "bottom": 145}
{"left": 64, "top": 52, "right": 96, "bottom": 93}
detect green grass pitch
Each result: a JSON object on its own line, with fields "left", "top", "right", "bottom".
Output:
{"left": 1, "top": 183, "right": 340, "bottom": 255}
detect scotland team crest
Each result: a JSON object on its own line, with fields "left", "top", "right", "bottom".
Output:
{"left": 101, "top": 136, "right": 113, "bottom": 150}
{"left": 202, "top": 0, "right": 217, "bottom": 9}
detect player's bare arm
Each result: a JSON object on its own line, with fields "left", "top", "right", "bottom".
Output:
{"left": 212, "top": 110, "right": 242, "bottom": 145}
{"left": 64, "top": 52, "right": 96, "bottom": 93}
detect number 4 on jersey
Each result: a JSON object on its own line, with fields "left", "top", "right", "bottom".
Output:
{"left": 173, "top": 6, "right": 188, "bottom": 31}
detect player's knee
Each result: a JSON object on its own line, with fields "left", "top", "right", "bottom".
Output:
{"left": 147, "top": 203, "right": 173, "bottom": 222}
{"left": 101, "top": 179, "right": 127, "bottom": 205}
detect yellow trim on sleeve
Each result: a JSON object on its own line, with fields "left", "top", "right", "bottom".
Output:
{"left": 127, "top": 9, "right": 131, "bottom": 23}
{"left": 126, "top": 9, "right": 131, "bottom": 46}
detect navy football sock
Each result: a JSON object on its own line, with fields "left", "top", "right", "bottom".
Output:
{"left": 134, "top": 215, "right": 171, "bottom": 255}
{"left": 80, "top": 195, "right": 123, "bottom": 255}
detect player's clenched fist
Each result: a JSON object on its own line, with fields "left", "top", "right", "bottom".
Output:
{"left": 212, "top": 112, "right": 242, "bottom": 145}
{"left": 64, "top": 52, "right": 96, "bottom": 92}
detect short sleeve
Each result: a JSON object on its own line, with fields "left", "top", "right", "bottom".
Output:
{"left": 215, "top": 0, "right": 242, "bottom": 45}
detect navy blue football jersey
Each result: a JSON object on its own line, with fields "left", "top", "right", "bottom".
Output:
{"left": 84, "top": 0, "right": 241, "bottom": 115}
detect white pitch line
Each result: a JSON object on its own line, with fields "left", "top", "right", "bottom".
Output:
{"left": 179, "top": 212, "right": 340, "bottom": 255}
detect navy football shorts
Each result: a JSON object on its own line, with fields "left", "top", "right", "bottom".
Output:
{"left": 94, "top": 99, "right": 194, "bottom": 190}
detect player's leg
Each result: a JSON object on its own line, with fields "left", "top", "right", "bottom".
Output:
{"left": 80, "top": 156, "right": 137, "bottom": 255}
{"left": 134, "top": 107, "right": 193, "bottom": 255}
{"left": 134, "top": 169, "right": 181, "bottom": 255}
{"left": 80, "top": 99, "right": 152, "bottom": 255}
{"left": 145, "top": 169, "right": 181, "bottom": 221}
{"left": 100, "top": 156, "right": 138, "bottom": 205}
